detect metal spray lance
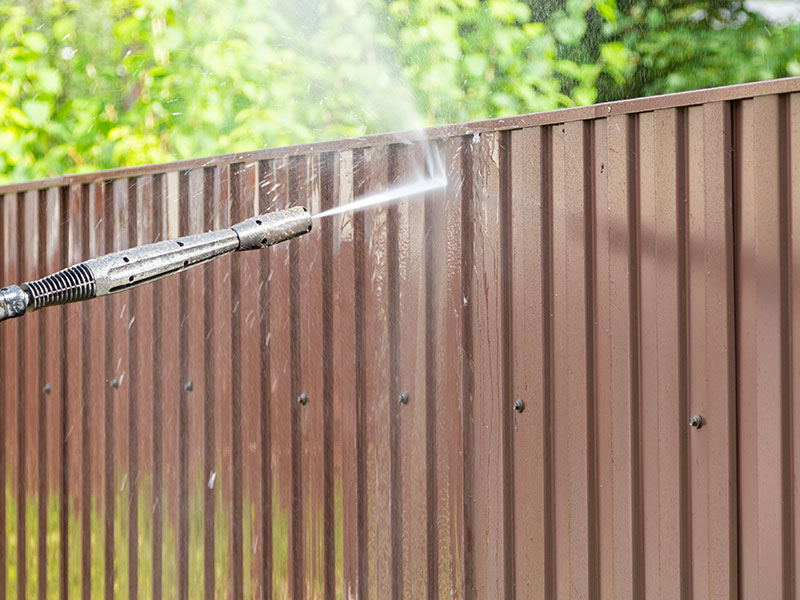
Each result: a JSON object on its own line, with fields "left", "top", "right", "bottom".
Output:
{"left": 0, "top": 206, "right": 312, "bottom": 322}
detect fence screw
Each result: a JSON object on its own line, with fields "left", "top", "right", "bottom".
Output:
{"left": 514, "top": 398, "right": 525, "bottom": 414}
{"left": 43, "top": 384, "right": 51, "bottom": 395}
{"left": 606, "top": 105, "right": 612, "bottom": 113}
{"left": 111, "top": 378, "right": 120, "bottom": 389}
{"left": 689, "top": 414, "right": 704, "bottom": 429}
{"left": 399, "top": 392, "right": 410, "bottom": 405}
{"left": 184, "top": 380, "right": 194, "bottom": 392}
{"left": 298, "top": 393, "right": 309, "bottom": 406}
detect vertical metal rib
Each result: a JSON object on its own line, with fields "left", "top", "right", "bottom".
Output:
{"left": 776, "top": 94, "right": 794, "bottom": 596}
{"left": 127, "top": 177, "right": 139, "bottom": 600}
{"left": 17, "top": 191, "right": 27, "bottom": 600}
{"left": 540, "top": 126, "right": 555, "bottom": 599}
{"left": 498, "top": 130, "right": 515, "bottom": 600}
{"left": 583, "top": 121, "right": 600, "bottom": 599}
{"left": 58, "top": 185, "right": 69, "bottom": 600}
{"left": 459, "top": 138, "right": 475, "bottom": 600}
{"left": 177, "top": 170, "right": 190, "bottom": 600}
{"left": 387, "top": 146, "right": 403, "bottom": 600}
{"left": 0, "top": 193, "right": 6, "bottom": 600}
{"left": 424, "top": 146, "right": 440, "bottom": 600}
{"left": 256, "top": 161, "right": 272, "bottom": 600}
{"left": 80, "top": 184, "right": 91, "bottom": 600}
{"left": 230, "top": 163, "right": 244, "bottom": 600}
{"left": 289, "top": 186, "right": 304, "bottom": 600}
{"left": 151, "top": 173, "right": 164, "bottom": 600}
{"left": 353, "top": 148, "right": 369, "bottom": 600}
{"left": 675, "top": 108, "right": 692, "bottom": 598}
{"left": 320, "top": 152, "right": 336, "bottom": 600}
{"left": 203, "top": 166, "right": 217, "bottom": 600}
{"left": 102, "top": 180, "right": 115, "bottom": 600}
{"left": 626, "top": 113, "right": 645, "bottom": 598}
{"left": 37, "top": 188, "right": 47, "bottom": 600}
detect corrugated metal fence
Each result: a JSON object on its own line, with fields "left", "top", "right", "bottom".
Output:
{"left": 1, "top": 77, "right": 799, "bottom": 598}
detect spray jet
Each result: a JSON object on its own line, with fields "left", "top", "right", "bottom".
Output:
{"left": 0, "top": 206, "right": 311, "bottom": 323}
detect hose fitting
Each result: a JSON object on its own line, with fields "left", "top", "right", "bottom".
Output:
{"left": 0, "top": 285, "right": 29, "bottom": 321}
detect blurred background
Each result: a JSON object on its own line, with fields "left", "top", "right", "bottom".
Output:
{"left": 1, "top": 0, "right": 799, "bottom": 184}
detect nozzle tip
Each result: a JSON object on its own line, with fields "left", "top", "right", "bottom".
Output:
{"left": 232, "top": 206, "right": 312, "bottom": 251}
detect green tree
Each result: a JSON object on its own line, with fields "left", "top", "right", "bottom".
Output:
{"left": 603, "top": 1, "right": 800, "bottom": 98}
{"left": 385, "top": 0, "right": 627, "bottom": 124}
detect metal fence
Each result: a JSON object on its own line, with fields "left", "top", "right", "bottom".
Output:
{"left": 1, "top": 77, "right": 799, "bottom": 599}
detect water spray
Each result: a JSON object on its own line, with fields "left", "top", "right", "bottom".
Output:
{"left": 312, "top": 176, "right": 447, "bottom": 220}
{"left": 0, "top": 206, "right": 312, "bottom": 323}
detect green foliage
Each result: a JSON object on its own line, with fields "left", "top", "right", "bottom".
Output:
{"left": 0, "top": 0, "right": 423, "bottom": 183}
{"left": 0, "top": 0, "right": 798, "bottom": 184}
{"left": 601, "top": 1, "right": 800, "bottom": 99}
{"left": 387, "top": 0, "right": 623, "bottom": 122}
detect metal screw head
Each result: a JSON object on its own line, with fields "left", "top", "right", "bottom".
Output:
{"left": 606, "top": 105, "right": 612, "bottom": 113}
{"left": 513, "top": 398, "right": 525, "bottom": 414}
{"left": 297, "top": 393, "right": 309, "bottom": 406}
{"left": 399, "top": 392, "right": 410, "bottom": 405}
{"left": 43, "top": 384, "right": 51, "bottom": 395}
{"left": 184, "top": 380, "right": 194, "bottom": 392}
{"left": 110, "top": 378, "right": 120, "bottom": 389}
{"left": 689, "top": 414, "right": 704, "bottom": 429}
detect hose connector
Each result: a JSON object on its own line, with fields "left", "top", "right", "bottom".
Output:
{"left": 0, "top": 285, "right": 29, "bottom": 322}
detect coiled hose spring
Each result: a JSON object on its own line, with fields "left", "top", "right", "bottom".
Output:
{"left": 23, "top": 263, "right": 96, "bottom": 311}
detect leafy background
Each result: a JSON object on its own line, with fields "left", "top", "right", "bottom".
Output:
{"left": 1, "top": 0, "right": 798, "bottom": 184}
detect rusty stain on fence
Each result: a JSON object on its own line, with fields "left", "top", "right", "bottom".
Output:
{"left": 0, "top": 77, "right": 799, "bottom": 598}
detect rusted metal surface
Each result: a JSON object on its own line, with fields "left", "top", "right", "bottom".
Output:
{"left": 0, "top": 78, "right": 799, "bottom": 598}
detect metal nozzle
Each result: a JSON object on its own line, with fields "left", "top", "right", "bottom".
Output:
{"left": 232, "top": 205, "right": 312, "bottom": 250}
{"left": 0, "top": 206, "right": 312, "bottom": 323}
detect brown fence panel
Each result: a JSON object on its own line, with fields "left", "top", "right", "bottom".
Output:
{"left": 686, "top": 101, "right": 737, "bottom": 600}
{"left": 2, "top": 77, "right": 800, "bottom": 598}
{"left": 735, "top": 91, "right": 800, "bottom": 599}
{"left": 436, "top": 136, "right": 465, "bottom": 599}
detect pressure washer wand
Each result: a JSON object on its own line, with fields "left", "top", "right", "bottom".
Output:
{"left": 0, "top": 206, "right": 312, "bottom": 323}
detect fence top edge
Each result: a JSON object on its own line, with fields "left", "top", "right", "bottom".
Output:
{"left": 2, "top": 76, "right": 799, "bottom": 195}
